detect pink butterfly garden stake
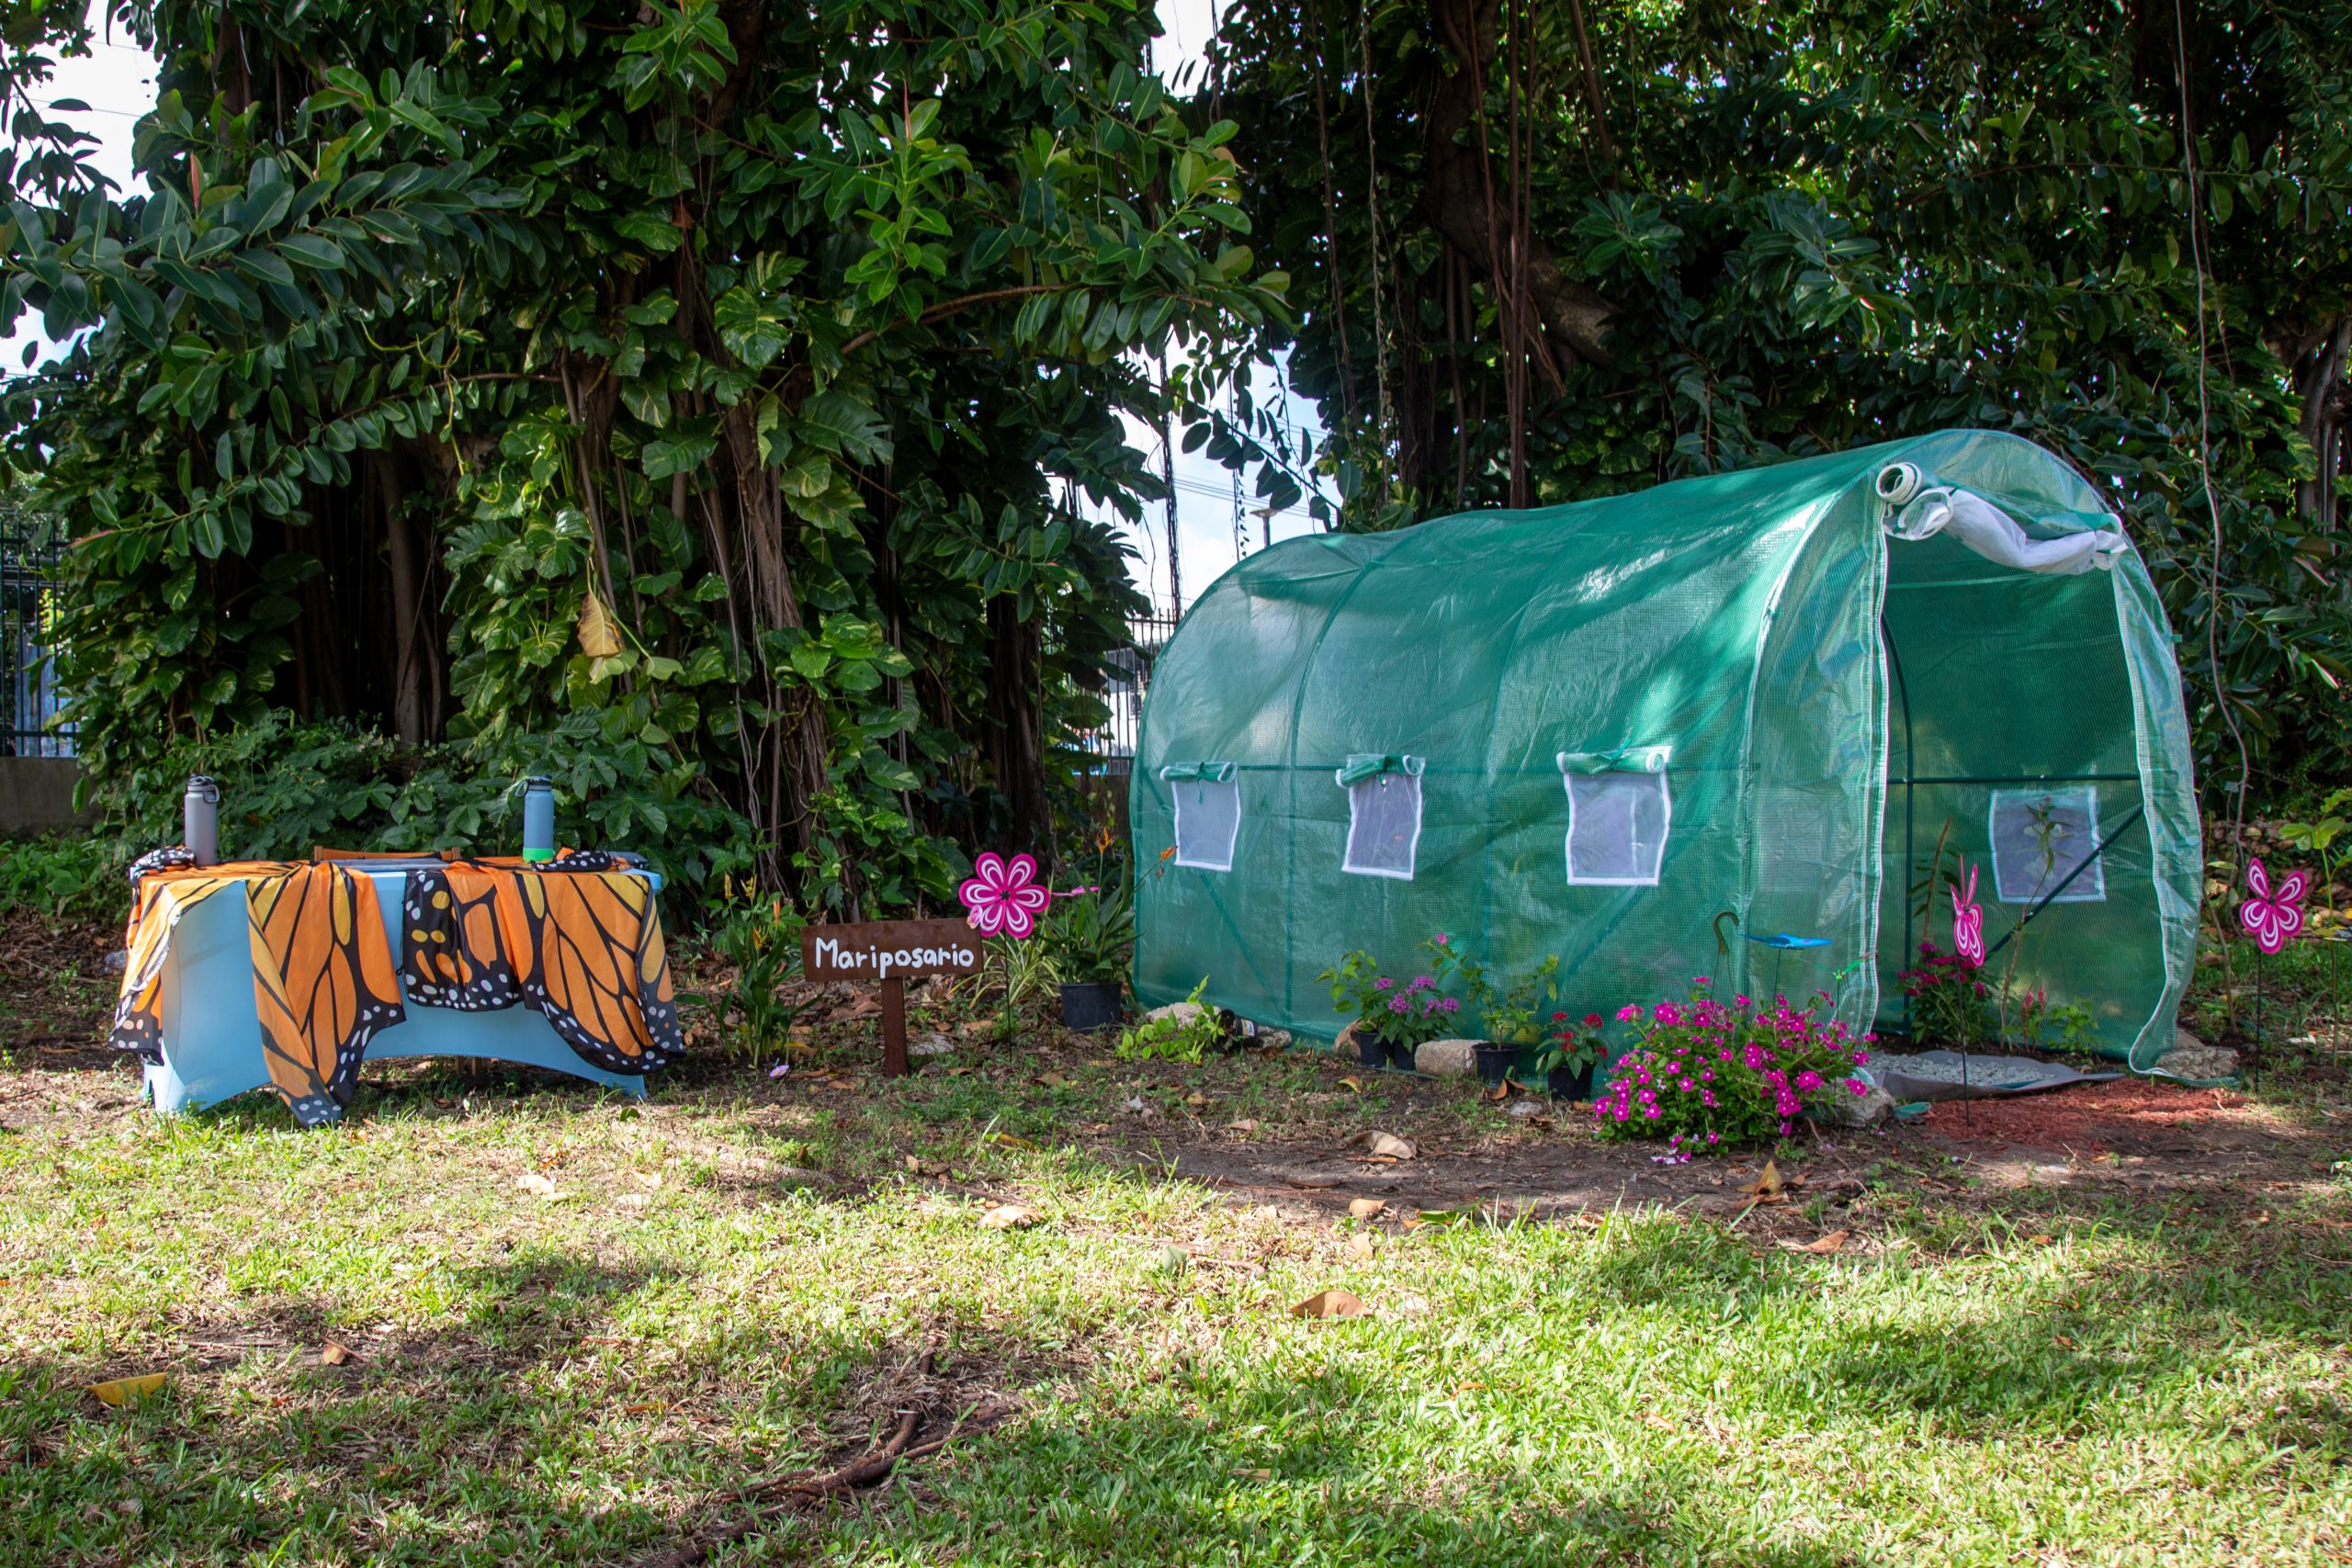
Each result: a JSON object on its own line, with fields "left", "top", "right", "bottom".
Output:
{"left": 2238, "top": 856, "right": 2308, "bottom": 1088}
{"left": 1947, "top": 863, "right": 1985, "bottom": 1118}
{"left": 958, "top": 852, "right": 1054, "bottom": 939}
{"left": 1949, "top": 864, "right": 1985, "bottom": 967}
{"left": 2239, "top": 857, "right": 2307, "bottom": 955}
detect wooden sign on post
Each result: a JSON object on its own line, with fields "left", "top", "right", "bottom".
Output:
{"left": 800, "top": 919, "right": 985, "bottom": 1077}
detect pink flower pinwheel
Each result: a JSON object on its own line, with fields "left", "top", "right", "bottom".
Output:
{"left": 1949, "top": 863, "right": 1985, "bottom": 967}
{"left": 2239, "top": 857, "right": 2307, "bottom": 956}
{"left": 958, "top": 851, "right": 1052, "bottom": 939}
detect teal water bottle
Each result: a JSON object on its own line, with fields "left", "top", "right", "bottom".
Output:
{"left": 522, "top": 776, "right": 556, "bottom": 863}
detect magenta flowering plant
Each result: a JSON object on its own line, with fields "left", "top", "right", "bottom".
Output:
{"left": 1592, "top": 979, "right": 1874, "bottom": 1149}
{"left": 1895, "top": 938, "right": 1996, "bottom": 1045}
{"left": 1318, "top": 949, "right": 1463, "bottom": 1050}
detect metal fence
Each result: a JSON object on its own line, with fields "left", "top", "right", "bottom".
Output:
{"left": 2, "top": 513, "right": 74, "bottom": 758}
{"left": 1072, "top": 608, "right": 1181, "bottom": 781}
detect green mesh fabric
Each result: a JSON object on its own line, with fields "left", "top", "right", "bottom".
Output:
{"left": 1130, "top": 430, "right": 2200, "bottom": 1069}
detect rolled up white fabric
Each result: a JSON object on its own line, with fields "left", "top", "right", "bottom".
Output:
{"left": 1887, "top": 486, "right": 2127, "bottom": 575}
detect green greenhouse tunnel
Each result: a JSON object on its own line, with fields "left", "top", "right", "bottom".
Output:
{"left": 1129, "top": 431, "right": 2201, "bottom": 1070}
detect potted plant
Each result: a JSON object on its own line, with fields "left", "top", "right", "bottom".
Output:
{"left": 1039, "top": 866, "right": 1133, "bottom": 1031}
{"left": 1320, "top": 949, "right": 1462, "bottom": 1070}
{"left": 1428, "top": 938, "right": 1559, "bottom": 1086}
{"left": 1536, "top": 1010, "right": 1609, "bottom": 1101}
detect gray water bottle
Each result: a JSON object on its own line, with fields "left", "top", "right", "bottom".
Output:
{"left": 183, "top": 775, "right": 220, "bottom": 866}
{"left": 522, "top": 775, "right": 556, "bottom": 863}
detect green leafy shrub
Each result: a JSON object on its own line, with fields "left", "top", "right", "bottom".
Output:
{"left": 81, "top": 710, "right": 757, "bottom": 900}
{"left": 0, "top": 833, "right": 119, "bottom": 919}
{"left": 1116, "top": 979, "right": 1224, "bottom": 1064}
{"left": 698, "top": 882, "right": 806, "bottom": 1066}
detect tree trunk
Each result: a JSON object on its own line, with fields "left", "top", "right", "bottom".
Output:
{"left": 981, "top": 594, "right": 1051, "bottom": 860}
{"left": 1416, "top": 0, "right": 1615, "bottom": 371}
{"left": 2294, "top": 318, "right": 2348, "bottom": 529}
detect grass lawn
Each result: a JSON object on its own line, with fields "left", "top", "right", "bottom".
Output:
{"left": 4, "top": 914, "right": 2352, "bottom": 1565}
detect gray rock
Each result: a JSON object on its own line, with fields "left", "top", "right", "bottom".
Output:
{"left": 2155, "top": 1043, "right": 2240, "bottom": 1080}
{"left": 909, "top": 1033, "right": 954, "bottom": 1058}
{"left": 1809, "top": 1078, "right": 1896, "bottom": 1128}
{"left": 1249, "top": 1027, "right": 1295, "bottom": 1051}
{"left": 1143, "top": 1001, "right": 1204, "bottom": 1027}
{"left": 1414, "top": 1038, "right": 1480, "bottom": 1078}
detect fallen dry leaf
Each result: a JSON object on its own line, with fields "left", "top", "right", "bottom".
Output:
{"left": 87, "top": 1372, "right": 168, "bottom": 1407}
{"left": 1226, "top": 1119, "right": 1261, "bottom": 1134}
{"left": 1183, "top": 1091, "right": 1210, "bottom": 1108}
{"left": 1743, "top": 1160, "right": 1784, "bottom": 1197}
{"left": 1347, "top": 1232, "right": 1376, "bottom": 1259}
{"left": 1347, "top": 1198, "right": 1387, "bottom": 1219}
{"left": 629, "top": 1170, "right": 662, "bottom": 1191}
{"left": 1804, "top": 1229, "right": 1851, "bottom": 1254}
{"left": 1289, "top": 1288, "right": 1368, "bottom": 1319}
{"left": 1286, "top": 1173, "right": 1345, "bottom": 1190}
{"left": 1337, "top": 1076, "right": 1365, "bottom": 1093}
{"left": 1034, "top": 1072, "right": 1072, "bottom": 1089}
{"left": 320, "top": 1339, "right": 356, "bottom": 1366}
{"left": 1349, "top": 1130, "right": 1417, "bottom": 1161}
{"left": 979, "top": 1202, "right": 1042, "bottom": 1230}
{"left": 516, "top": 1171, "right": 559, "bottom": 1198}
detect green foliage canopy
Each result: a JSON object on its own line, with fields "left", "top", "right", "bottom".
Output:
{"left": 1206, "top": 0, "right": 2352, "bottom": 795}
{"left": 1, "top": 0, "right": 1286, "bottom": 904}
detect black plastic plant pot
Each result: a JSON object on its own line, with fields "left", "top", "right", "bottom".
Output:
{"left": 1058, "top": 982, "right": 1125, "bottom": 1032}
{"left": 1357, "top": 1032, "right": 1389, "bottom": 1069}
{"left": 1473, "top": 1041, "right": 1515, "bottom": 1086}
{"left": 1387, "top": 1039, "right": 1419, "bottom": 1073}
{"left": 1548, "top": 1062, "right": 1597, "bottom": 1102}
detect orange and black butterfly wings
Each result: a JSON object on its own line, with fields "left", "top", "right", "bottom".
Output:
{"left": 515, "top": 869, "right": 682, "bottom": 1074}
{"left": 401, "top": 867, "right": 527, "bottom": 1010}
{"left": 108, "top": 873, "right": 241, "bottom": 1062}
{"left": 245, "top": 864, "right": 406, "bottom": 1125}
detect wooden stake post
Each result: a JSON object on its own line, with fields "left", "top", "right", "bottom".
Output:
{"left": 799, "top": 919, "right": 985, "bottom": 1077}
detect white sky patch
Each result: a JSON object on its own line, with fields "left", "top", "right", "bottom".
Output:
{"left": 4, "top": 8, "right": 156, "bottom": 373}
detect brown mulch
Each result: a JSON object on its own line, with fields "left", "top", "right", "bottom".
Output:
{"left": 1909, "top": 1075, "right": 2285, "bottom": 1156}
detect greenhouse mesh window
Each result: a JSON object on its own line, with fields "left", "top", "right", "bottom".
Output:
{"left": 1565, "top": 771, "right": 1671, "bottom": 886}
{"left": 1170, "top": 776, "right": 1240, "bottom": 871}
{"left": 1342, "top": 769, "right": 1422, "bottom": 880}
{"left": 1989, "top": 787, "right": 2106, "bottom": 904}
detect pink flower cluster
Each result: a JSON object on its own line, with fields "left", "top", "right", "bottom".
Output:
{"left": 1594, "top": 978, "right": 1873, "bottom": 1149}
{"left": 1382, "top": 974, "right": 1458, "bottom": 1019}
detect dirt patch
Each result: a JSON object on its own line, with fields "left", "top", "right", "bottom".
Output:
{"left": 1906, "top": 1076, "right": 2300, "bottom": 1157}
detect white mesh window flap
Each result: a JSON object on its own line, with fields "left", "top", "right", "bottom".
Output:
{"left": 1562, "top": 762, "right": 1671, "bottom": 886}
{"left": 1339, "top": 757, "right": 1423, "bottom": 879}
{"left": 1167, "top": 773, "right": 1240, "bottom": 872}
{"left": 1989, "top": 787, "right": 2106, "bottom": 903}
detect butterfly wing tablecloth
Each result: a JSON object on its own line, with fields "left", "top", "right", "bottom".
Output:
{"left": 111, "top": 852, "right": 680, "bottom": 1123}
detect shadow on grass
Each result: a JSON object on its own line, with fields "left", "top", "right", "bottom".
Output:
{"left": 8, "top": 1153, "right": 2350, "bottom": 1565}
